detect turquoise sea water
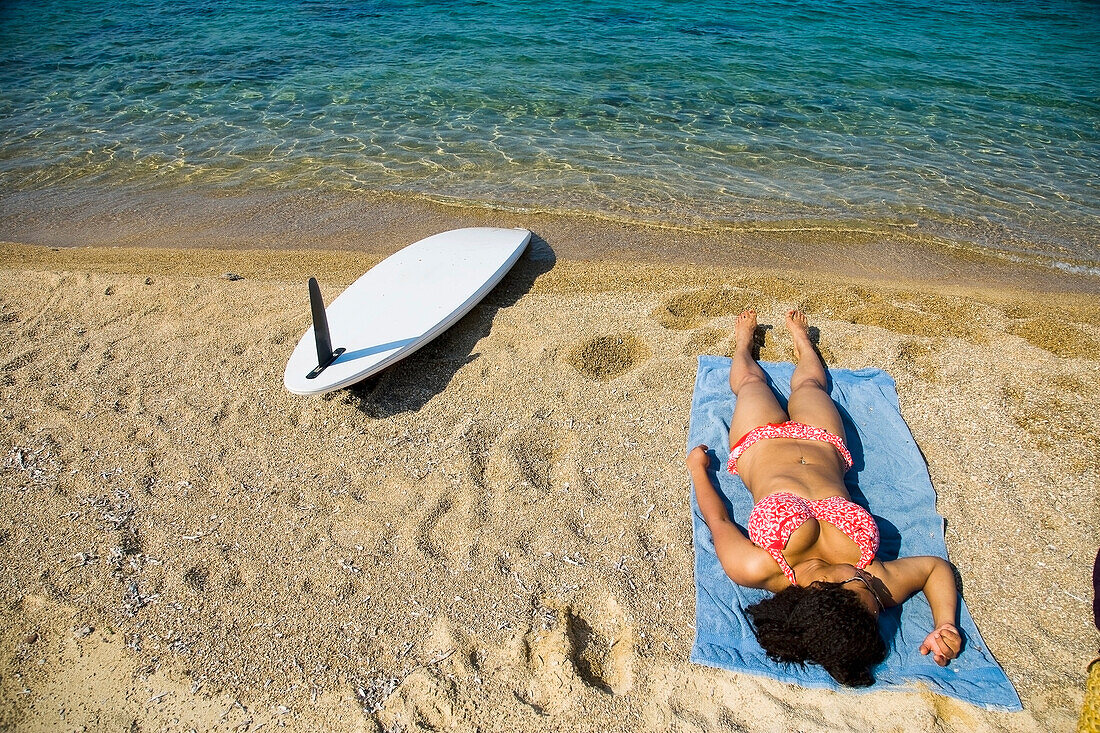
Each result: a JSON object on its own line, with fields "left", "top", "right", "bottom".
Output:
{"left": 1, "top": 0, "right": 1098, "bottom": 269}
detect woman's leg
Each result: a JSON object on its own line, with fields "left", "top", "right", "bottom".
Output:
{"left": 729, "top": 309, "right": 788, "bottom": 446}
{"left": 784, "top": 309, "right": 846, "bottom": 439}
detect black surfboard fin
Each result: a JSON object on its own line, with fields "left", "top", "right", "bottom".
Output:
{"left": 306, "top": 277, "right": 345, "bottom": 379}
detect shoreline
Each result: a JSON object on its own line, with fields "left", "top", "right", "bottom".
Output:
{"left": 2, "top": 185, "right": 1099, "bottom": 295}
{"left": 1, "top": 238, "right": 1097, "bottom": 731}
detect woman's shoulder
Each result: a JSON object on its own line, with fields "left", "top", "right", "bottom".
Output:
{"left": 712, "top": 530, "right": 788, "bottom": 591}
{"left": 870, "top": 556, "right": 952, "bottom": 606}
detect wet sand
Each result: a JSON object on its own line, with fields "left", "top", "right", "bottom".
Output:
{"left": 4, "top": 185, "right": 1099, "bottom": 294}
{"left": 0, "top": 202, "right": 1098, "bottom": 731}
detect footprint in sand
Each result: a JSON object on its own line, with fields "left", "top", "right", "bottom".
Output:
{"left": 480, "top": 421, "right": 571, "bottom": 502}
{"left": 652, "top": 286, "right": 742, "bottom": 330}
{"left": 414, "top": 477, "right": 476, "bottom": 568}
{"left": 372, "top": 616, "right": 472, "bottom": 730}
{"left": 682, "top": 327, "right": 729, "bottom": 356}
{"left": 565, "top": 603, "right": 633, "bottom": 695}
{"left": 411, "top": 421, "right": 505, "bottom": 567}
{"left": 412, "top": 421, "right": 576, "bottom": 570}
{"left": 567, "top": 334, "right": 649, "bottom": 381}
{"left": 2, "top": 348, "right": 41, "bottom": 373}
{"left": 369, "top": 667, "right": 461, "bottom": 731}
{"left": 506, "top": 427, "right": 558, "bottom": 499}
{"left": 519, "top": 597, "right": 634, "bottom": 711}
{"left": 459, "top": 419, "right": 499, "bottom": 492}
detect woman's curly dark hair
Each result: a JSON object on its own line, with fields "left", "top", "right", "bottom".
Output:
{"left": 746, "top": 581, "right": 887, "bottom": 687}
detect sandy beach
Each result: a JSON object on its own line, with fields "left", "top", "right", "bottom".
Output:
{"left": 0, "top": 208, "right": 1097, "bottom": 732}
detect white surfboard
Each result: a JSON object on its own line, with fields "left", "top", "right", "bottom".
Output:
{"left": 284, "top": 227, "right": 532, "bottom": 396}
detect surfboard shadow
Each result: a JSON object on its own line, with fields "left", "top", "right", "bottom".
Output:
{"left": 333, "top": 233, "right": 556, "bottom": 417}
{"left": 335, "top": 338, "right": 420, "bottom": 364}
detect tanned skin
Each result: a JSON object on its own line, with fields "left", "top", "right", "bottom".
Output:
{"left": 688, "top": 309, "right": 961, "bottom": 665}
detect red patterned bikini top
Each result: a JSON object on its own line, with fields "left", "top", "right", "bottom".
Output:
{"left": 747, "top": 492, "right": 880, "bottom": 585}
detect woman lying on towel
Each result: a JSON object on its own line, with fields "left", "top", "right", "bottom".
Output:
{"left": 687, "top": 308, "right": 961, "bottom": 687}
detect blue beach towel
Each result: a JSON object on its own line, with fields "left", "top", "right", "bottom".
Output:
{"left": 687, "top": 356, "right": 1021, "bottom": 711}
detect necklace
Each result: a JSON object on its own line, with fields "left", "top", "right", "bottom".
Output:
{"left": 842, "top": 572, "right": 885, "bottom": 612}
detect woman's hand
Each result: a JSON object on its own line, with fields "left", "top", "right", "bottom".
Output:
{"left": 919, "top": 622, "right": 961, "bottom": 666}
{"left": 687, "top": 444, "right": 711, "bottom": 472}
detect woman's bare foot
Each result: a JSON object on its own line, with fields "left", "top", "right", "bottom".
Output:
{"left": 785, "top": 309, "right": 814, "bottom": 360}
{"left": 735, "top": 309, "right": 758, "bottom": 347}
{"left": 729, "top": 307, "right": 772, "bottom": 395}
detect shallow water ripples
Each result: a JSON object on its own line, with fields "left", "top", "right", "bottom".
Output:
{"left": 0, "top": 0, "right": 1097, "bottom": 261}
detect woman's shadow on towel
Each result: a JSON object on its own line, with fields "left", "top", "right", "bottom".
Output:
{"left": 326, "top": 233, "right": 556, "bottom": 417}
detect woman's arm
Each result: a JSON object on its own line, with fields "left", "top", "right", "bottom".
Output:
{"left": 687, "top": 445, "right": 778, "bottom": 589}
{"left": 879, "top": 555, "right": 962, "bottom": 665}
{"left": 688, "top": 444, "right": 734, "bottom": 528}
